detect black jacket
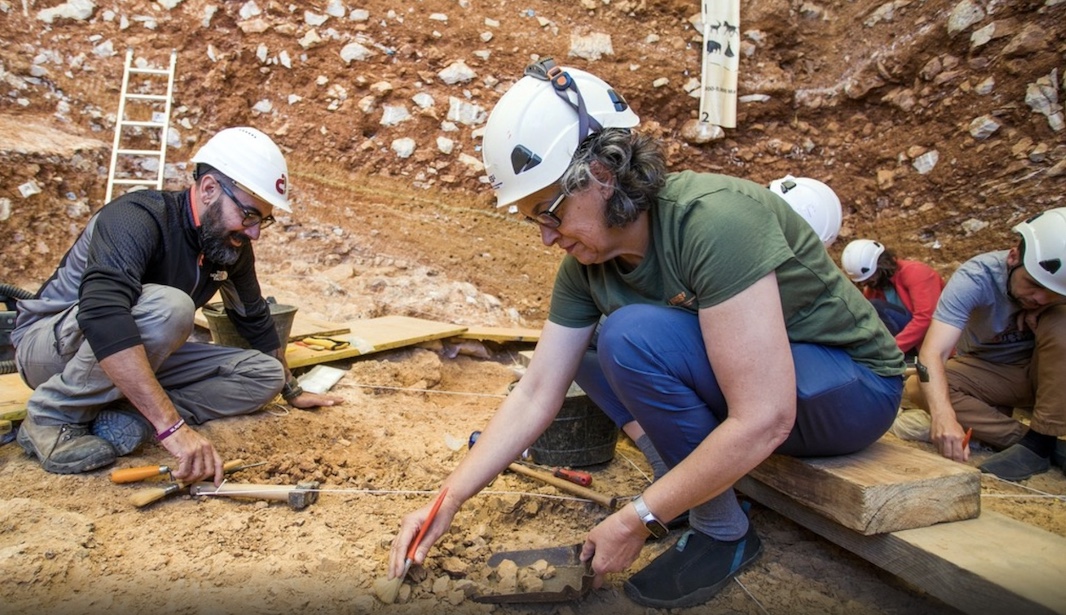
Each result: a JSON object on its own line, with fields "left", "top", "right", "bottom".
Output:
{"left": 13, "top": 189, "right": 278, "bottom": 360}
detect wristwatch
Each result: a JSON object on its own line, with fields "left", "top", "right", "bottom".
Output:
{"left": 633, "top": 495, "right": 669, "bottom": 539}
{"left": 281, "top": 377, "right": 304, "bottom": 402}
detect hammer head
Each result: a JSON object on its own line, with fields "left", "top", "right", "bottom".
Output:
{"left": 289, "top": 481, "right": 320, "bottom": 510}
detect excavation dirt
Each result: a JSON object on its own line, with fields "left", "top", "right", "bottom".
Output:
{"left": 1, "top": 0, "right": 1065, "bottom": 613}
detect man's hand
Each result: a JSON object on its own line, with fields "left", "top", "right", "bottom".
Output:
{"left": 1016, "top": 307, "right": 1049, "bottom": 333}
{"left": 930, "top": 413, "right": 970, "bottom": 462}
{"left": 159, "top": 424, "right": 225, "bottom": 485}
{"left": 287, "top": 391, "right": 342, "bottom": 409}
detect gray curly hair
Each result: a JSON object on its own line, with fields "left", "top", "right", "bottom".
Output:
{"left": 558, "top": 128, "right": 667, "bottom": 228}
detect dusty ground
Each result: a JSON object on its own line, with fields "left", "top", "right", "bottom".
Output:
{"left": 1, "top": 0, "right": 1065, "bottom": 613}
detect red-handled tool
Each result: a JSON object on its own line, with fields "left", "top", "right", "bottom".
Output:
{"left": 551, "top": 466, "right": 593, "bottom": 487}
{"left": 469, "top": 430, "right": 592, "bottom": 487}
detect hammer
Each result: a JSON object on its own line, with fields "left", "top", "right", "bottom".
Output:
{"left": 506, "top": 463, "right": 620, "bottom": 509}
{"left": 189, "top": 481, "right": 320, "bottom": 510}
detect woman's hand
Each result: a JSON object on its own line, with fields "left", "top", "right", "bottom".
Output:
{"left": 580, "top": 504, "right": 648, "bottom": 588}
{"left": 388, "top": 492, "right": 461, "bottom": 579}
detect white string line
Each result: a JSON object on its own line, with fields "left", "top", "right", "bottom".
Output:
{"left": 190, "top": 487, "right": 623, "bottom": 504}
{"left": 615, "top": 449, "right": 652, "bottom": 485}
{"left": 982, "top": 494, "right": 1066, "bottom": 502}
{"left": 349, "top": 383, "right": 508, "bottom": 398}
{"left": 982, "top": 474, "right": 1066, "bottom": 499}
{"left": 734, "top": 578, "right": 771, "bottom": 615}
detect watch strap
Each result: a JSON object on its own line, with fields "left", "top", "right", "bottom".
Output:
{"left": 633, "top": 494, "right": 669, "bottom": 538}
{"left": 281, "top": 377, "right": 303, "bottom": 401}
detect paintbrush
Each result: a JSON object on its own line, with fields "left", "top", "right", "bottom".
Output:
{"left": 377, "top": 487, "right": 450, "bottom": 604}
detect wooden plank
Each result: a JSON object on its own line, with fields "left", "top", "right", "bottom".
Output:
{"left": 748, "top": 439, "right": 980, "bottom": 534}
{"left": 285, "top": 316, "right": 467, "bottom": 369}
{"left": 455, "top": 325, "right": 541, "bottom": 343}
{"left": 736, "top": 476, "right": 1066, "bottom": 615}
{"left": 195, "top": 308, "right": 351, "bottom": 341}
{"left": 0, "top": 372, "right": 31, "bottom": 422}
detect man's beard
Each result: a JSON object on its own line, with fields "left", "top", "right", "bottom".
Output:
{"left": 199, "top": 201, "right": 248, "bottom": 267}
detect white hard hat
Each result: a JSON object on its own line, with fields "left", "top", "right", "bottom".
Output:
{"left": 482, "top": 58, "right": 640, "bottom": 208}
{"left": 1013, "top": 207, "right": 1066, "bottom": 296}
{"left": 768, "top": 175, "right": 843, "bottom": 247}
{"left": 191, "top": 127, "right": 291, "bottom": 212}
{"left": 841, "top": 239, "right": 886, "bottom": 282}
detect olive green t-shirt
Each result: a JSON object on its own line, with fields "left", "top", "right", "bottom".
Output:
{"left": 548, "top": 171, "right": 904, "bottom": 376}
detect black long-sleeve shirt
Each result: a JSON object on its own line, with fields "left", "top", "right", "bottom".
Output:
{"left": 13, "top": 189, "right": 279, "bottom": 359}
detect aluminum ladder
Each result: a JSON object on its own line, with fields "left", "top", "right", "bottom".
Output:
{"left": 104, "top": 49, "right": 178, "bottom": 203}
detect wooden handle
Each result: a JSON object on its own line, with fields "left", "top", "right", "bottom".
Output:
{"left": 188, "top": 482, "right": 294, "bottom": 501}
{"left": 111, "top": 465, "right": 169, "bottom": 484}
{"left": 508, "top": 463, "right": 617, "bottom": 509}
{"left": 129, "top": 483, "right": 182, "bottom": 508}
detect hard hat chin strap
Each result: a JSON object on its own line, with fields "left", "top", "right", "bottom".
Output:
{"left": 525, "top": 58, "right": 603, "bottom": 142}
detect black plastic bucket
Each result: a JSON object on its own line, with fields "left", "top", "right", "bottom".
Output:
{"left": 530, "top": 386, "right": 618, "bottom": 468}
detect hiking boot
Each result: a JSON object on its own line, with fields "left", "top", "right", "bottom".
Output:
{"left": 623, "top": 525, "right": 763, "bottom": 608}
{"left": 91, "top": 403, "right": 153, "bottom": 456}
{"left": 17, "top": 414, "right": 116, "bottom": 474}
{"left": 978, "top": 443, "right": 1050, "bottom": 482}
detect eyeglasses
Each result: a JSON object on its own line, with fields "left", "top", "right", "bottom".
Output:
{"left": 526, "top": 190, "right": 566, "bottom": 229}
{"left": 219, "top": 180, "right": 275, "bottom": 229}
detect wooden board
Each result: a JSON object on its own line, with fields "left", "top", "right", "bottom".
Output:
{"left": 455, "top": 325, "right": 541, "bottom": 343}
{"left": 748, "top": 438, "right": 980, "bottom": 535}
{"left": 193, "top": 308, "right": 351, "bottom": 341}
{"left": 0, "top": 372, "right": 31, "bottom": 422}
{"left": 285, "top": 315, "right": 468, "bottom": 369}
{"left": 737, "top": 477, "right": 1066, "bottom": 615}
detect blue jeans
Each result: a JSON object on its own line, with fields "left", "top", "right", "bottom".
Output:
{"left": 870, "top": 298, "right": 912, "bottom": 337}
{"left": 574, "top": 304, "right": 902, "bottom": 467}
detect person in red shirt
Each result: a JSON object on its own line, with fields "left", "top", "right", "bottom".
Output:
{"left": 842, "top": 239, "right": 945, "bottom": 358}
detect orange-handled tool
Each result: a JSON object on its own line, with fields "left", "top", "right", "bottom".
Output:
{"left": 962, "top": 427, "right": 973, "bottom": 449}
{"left": 405, "top": 487, "right": 449, "bottom": 572}
{"left": 111, "top": 465, "right": 171, "bottom": 484}
{"left": 380, "top": 487, "right": 450, "bottom": 603}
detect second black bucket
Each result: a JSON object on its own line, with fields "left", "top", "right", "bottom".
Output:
{"left": 529, "top": 383, "right": 618, "bottom": 468}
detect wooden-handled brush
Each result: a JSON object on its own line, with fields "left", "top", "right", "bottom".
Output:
{"left": 376, "top": 487, "right": 449, "bottom": 604}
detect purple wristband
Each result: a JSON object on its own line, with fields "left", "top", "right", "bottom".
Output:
{"left": 156, "top": 418, "right": 185, "bottom": 442}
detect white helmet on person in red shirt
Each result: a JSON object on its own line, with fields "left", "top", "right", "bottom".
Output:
{"left": 191, "top": 127, "right": 291, "bottom": 212}
{"left": 841, "top": 239, "right": 886, "bottom": 283}
{"left": 482, "top": 58, "right": 639, "bottom": 209}
{"left": 1013, "top": 207, "right": 1066, "bottom": 296}
{"left": 768, "top": 175, "right": 843, "bottom": 247}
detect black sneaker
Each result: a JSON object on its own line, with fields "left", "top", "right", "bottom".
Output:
{"left": 624, "top": 525, "right": 763, "bottom": 608}
{"left": 978, "top": 443, "right": 1050, "bottom": 482}
{"left": 17, "top": 414, "right": 116, "bottom": 474}
{"left": 1052, "top": 440, "right": 1066, "bottom": 473}
{"left": 92, "top": 403, "right": 153, "bottom": 456}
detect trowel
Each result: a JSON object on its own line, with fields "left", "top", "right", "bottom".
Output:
{"left": 472, "top": 543, "right": 594, "bottom": 604}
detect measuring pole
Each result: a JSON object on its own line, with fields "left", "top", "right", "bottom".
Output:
{"left": 698, "top": 0, "right": 741, "bottom": 129}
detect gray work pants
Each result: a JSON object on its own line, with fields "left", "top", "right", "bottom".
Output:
{"left": 15, "top": 284, "right": 285, "bottom": 426}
